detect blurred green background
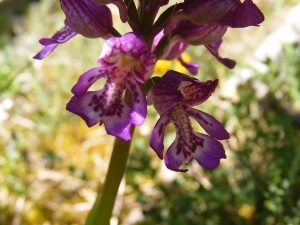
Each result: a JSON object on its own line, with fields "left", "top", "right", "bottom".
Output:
{"left": 0, "top": 0, "right": 300, "bottom": 224}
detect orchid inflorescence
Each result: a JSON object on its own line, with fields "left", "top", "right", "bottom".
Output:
{"left": 34, "top": 0, "right": 264, "bottom": 172}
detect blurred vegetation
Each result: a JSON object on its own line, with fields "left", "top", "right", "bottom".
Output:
{"left": 0, "top": 0, "right": 300, "bottom": 225}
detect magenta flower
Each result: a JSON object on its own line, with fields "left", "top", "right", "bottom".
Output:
{"left": 149, "top": 70, "right": 229, "bottom": 172}
{"left": 66, "top": 33, "right": 156, "bottom": 141}
{"left": 34, "top": 0, "right": 115, "bottom": 60}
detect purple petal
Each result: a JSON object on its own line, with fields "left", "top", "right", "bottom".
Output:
{"left": 60, "top": 0, "right": 113, "bottom": 38}
{"left": 165, "top": 130, "right": 226, "bottom": 171}
{"left": 66, "top": 90, "right": 106, "bottom": 127}
{"left": 205, "top": 40, "right": 236, "bottom": 69}
{"left": 150, "top": 112, "right": 172, "bottom": 159}
{"left": 150, "top": 71, "right": 184, "bottom": 115}
{"left": 132, "top": 52, "right": 156, "bottom": 83}
{"left": 174, "top": 21, "right": 228, "bottom": 46}
{"left": 165, "top": 137, "right": 189, "bottom": 172}
{"left": 33, "top": 43, "right": 59, "bottom": 60}
{"left": 183, "top": 0, "right": 238, "bottom": 25}
{"left": 71, "top": 67, "right": 108, "bottom": 98}
{"left": 33, "top": 22, "right": 77, "bottom": 60}
{"left": 98, "top": 33, "right": 149, "bottom": 67}
{"left": 185, "top": 106, "right": 230, "bottom": 140}
{"left": 66, "top": 89, "right": 133, "bottom": 141}
{"left": 126, "top": 76, "right": 147, "bottom": 126}
{"left": 192, "top": 132, "right": 226, "bottom": 170}
{"left": 179, "top": 78, "right": 218, "bottom": 106}
{"left": 177, "top": 56, "right": 200, "bottom": 75}
{"left": 218, "top": 0, "right": 264, "bottom": 28}
{"left": 159, "top": 35, "right": 189, "bottom": 60}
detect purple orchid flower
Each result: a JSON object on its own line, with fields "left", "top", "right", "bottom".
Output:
{"left": 149, "top": 70, "right": 229, "bottom": 172}
{"left": 34, "top": 0, "right": 115, "bottom": 60}
{"left": 66, "top": 33, "right": 156, "bottom": 141}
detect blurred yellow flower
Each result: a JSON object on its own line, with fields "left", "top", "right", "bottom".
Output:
{"left": 154, "top": 52, "right": 192, "bottom": 75}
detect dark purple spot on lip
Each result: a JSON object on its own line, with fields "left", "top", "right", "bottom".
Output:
{"left": 88, "top": 76, "right": 95, "bottom": 82}
{"left": 210, "top": 123, "right": 213, "bottom": 126}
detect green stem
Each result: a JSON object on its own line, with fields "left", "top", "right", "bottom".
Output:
{"left": 85, "top": 92, "right": 135, "bottom": 225}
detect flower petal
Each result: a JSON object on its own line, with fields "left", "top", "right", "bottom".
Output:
{"left": 71, "top": 67, "right": 108, "bottom": 98}
{"left": 165, "top": 131, "right": 226, "bottom": 171}
{"left": 192, "top": 132, "right": 226, "bottom": 170}
{"left": 66, "top": 89, "right": 133, "bottom": 141}
{"left": 177, "top": 56, "right": 200, "bottom": 75}
{"left": 132, "top": 52, "right": 156, "bottom": 83}
{"left": 126, "top": 76, "right": 147, "bottom": 126}
{"left": 186, "top": 106, "right": 230, "bottom": 140}
{"left": 164, "top": 137, "right": 189, "bottom": 172}
{"left": 33, "top": 21, "right": 77, "bottom": 60}
{"left": 218, "top": 0, "right": 264, "bottom": 28}
{"left": 180, "top": 77, "right": 218, "bottom": 106}
{"left": 60, "top": 0, "right": 113, "bottom": 38}
{"left": 150, "top": 112, "right": 172, "bottom": 159}
{"left": 66, "top": 90, "right": 106, "bottom": 127}
{"left": 150, "top": 71, "right": 184, "bottom": 115}
{"left": 205, "top": 40, "right": 236, "bottom": 69}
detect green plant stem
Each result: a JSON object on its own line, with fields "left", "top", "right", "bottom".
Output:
{"left": 85, "top": 90, "right": 135, "bottom": 225}
{"left": 85, "top": 132, "right": 134, "bottom": 225}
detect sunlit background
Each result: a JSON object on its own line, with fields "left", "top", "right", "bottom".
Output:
{"left": 1, "top": 0, "right": 300, "bottom": 224}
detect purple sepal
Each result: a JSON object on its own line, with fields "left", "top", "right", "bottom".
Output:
{"left": 177, "top": 56, "right": 199, "bottom": 75}
{"left": 174, "top": 20, "right": 228, "bottom": 46}
{"left": 218, "top": 0, "right": 264, "bottom": 28}
{"left": 179, "top": 77, "right": 218, "bottom": 106}
{"left": 60, "top": 0, "right": 113, "bottom": 38}
{"left": 183, "top": 0, "right": 238, "bottom": 25}
{"left": 94, "top": 0, "right": 127, "bottom": 23}
{"left": 205, "top": 40, "right": 236, "bottom": 69}
{"left": 150, "top": 71, "right": 184, "bottom": 115}
{"left": 33, "top": 21, "right": 77, "bottom": 60}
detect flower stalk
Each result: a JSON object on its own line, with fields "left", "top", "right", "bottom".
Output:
{"left": 85, "top": 91, "right": 135, "bottom": 225}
